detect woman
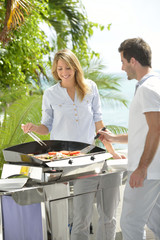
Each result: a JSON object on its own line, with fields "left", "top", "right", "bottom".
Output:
{"left": 22, "top": 49, "right": 124, "bottom": 240}
{"left": 22, "top": 49, "right": 117, "bottom": 151}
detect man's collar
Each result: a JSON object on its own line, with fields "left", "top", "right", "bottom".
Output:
{"left": 135, "top": 71, "right": 157, "bottom": 93}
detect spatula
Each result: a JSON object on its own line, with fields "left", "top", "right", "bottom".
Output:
{"left": 80, "top": 127, "right": 106, "bottom": 154}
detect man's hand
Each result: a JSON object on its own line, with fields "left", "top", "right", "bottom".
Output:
{"left": 97, "top": 128, "right": 128, "bottom": 144}
{"left": 129, "top": 167, "right": 147, "bottom": 188}
{"left": 98, "top": 128, "right": 116, "bottom": 143}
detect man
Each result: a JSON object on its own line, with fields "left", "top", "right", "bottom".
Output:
{"left": 98, "top": 38, "right": 160, "bottom": 240}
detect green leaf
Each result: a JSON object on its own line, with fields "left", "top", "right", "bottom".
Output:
{"left": 0, "top": 94, "right": 50, "bottom": 172}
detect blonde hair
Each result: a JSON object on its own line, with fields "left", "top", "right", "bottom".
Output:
{"left": 51, "top": 49, "right": 89, "bottom": 101}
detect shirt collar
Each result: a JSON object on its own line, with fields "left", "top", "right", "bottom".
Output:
{"left": 135, "top": 71, "right": 157, "bottom": 92}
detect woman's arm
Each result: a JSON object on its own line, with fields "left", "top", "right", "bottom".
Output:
{"left": 21, "top": 123, "right": 49, "bottom": 135}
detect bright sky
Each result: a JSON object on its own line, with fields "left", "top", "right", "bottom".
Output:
{"left": 82, "top": 0, "right": 160, "bottom": 73}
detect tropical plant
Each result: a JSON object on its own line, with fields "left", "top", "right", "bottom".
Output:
{"left": 0, "top": 94, "right": 50, "bottom": 173}
{"left": 0, "top": 0, "right": 51, "bottom": 88}
{"left": 0, "top": 0, "right": 128, "bottom": 175}
{"left": 42, "top": 0, "right": 108, "bottom": 60}
{"left": 0, "top": 84, "right": 43, "bottom": 112}
{"left": 83, "top": 57, "right": 128, "bottom": 107}
{"left": 0, "top": 0, "right": 109, "bottom": 89}
{"left": 0, "top": 0, "right": 33, "bottom": 43}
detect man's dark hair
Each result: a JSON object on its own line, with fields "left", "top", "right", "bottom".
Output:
{"left": 118, "top": 38, "right": 152, "bottom": 67}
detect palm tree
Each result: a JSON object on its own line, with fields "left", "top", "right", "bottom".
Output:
{"left": 0, "top": 0, "right": 32, "bottom": 44}
{"left": 0, "top": 0, "right": 92, "bottom": 50}
{"left": 41, "top": 0, "right": 92, "bottom": 51}
{"left": 0, "top": 0, "right": 98, "bottom": 87}
{"left": 83, "top": 57, "right": 128, "bottom": 106}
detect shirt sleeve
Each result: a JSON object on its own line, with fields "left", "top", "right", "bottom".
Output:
{"left": 140, "top": 85, "right": 160, "bottom": 113}
{"left": 41, "top": 90, "right": 54, "bottom": 132}
{"left": 91, "top": 81, "right": 103, "bottom": 122}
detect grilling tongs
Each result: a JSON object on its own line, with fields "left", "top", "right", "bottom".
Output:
{"left": 21, "top": 124, "right": 48, "bottom": 148}
{"left": 27, "top": 132, "right": 47, "bottom": 147}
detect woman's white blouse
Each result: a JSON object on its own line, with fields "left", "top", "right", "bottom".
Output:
{"left": 41, "top": 79, "right": 102, "bottom": 144}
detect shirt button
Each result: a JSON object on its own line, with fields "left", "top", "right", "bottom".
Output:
{"left": 59, "top": 104, "right": 62, "bottom": 107}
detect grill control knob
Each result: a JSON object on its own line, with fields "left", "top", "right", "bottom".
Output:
{"left": 68, "top": 159, "right": 73, "bottom": 164}
{"left": 90, "top": 156, "right": 95, "bottom": 161}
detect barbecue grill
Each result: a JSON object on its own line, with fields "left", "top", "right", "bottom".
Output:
{"left": 2, "top": 140, "right": 113, "bottom": 183}
{"left": 0, "top": 140, "right": 127, "bottom": 240}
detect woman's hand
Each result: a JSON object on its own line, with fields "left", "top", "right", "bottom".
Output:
{"left": 111, "top": 151, "right": 126, "bottom": 159}
{"left": 21, "top": 123, "right": 38, "bottom": 133}
{"left": 21, "top": 123, "right": 49, "bottom": 135}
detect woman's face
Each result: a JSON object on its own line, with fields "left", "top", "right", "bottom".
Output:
{"left": 57, "top": 59, "right": 75, "bottom": 86}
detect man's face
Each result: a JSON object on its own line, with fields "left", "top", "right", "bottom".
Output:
{"left": 120, "top": 52, "right": 136, "bottom": 80}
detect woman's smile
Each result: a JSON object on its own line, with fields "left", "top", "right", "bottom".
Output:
{"left": 57, "top": 59, "right": 75, "bottom": 86}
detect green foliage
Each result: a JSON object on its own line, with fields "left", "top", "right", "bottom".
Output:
{"left": 83, "top": 57, "right": 129, "bottom": 108}
{"left": 0, "top": 84, "right": 43, "bottom": 112}
{"left": 0, "top": 94, "right": 50, "bottom": 171}
{"left": 0, "top": 0, "right": 111, "bottom": 88}
{"left": 107, "top": 125, "right": 128, "bottom": 134}
{"left": 33, "top": 0, "right": 110, "bottom": 64}
{"left": 46, "top": 0, "right": 99, "bottom": 54}
{"left": 100, "top": 91, "right": 128, "bottom": 108}
{"left": 0, "top": 1, "right": 5, "bottom": 28}
{"left": 0, "top": 1, "right": 51, "bottom": 88}
{"left": 0, "top": 0, "right": 129, "bottom": 175}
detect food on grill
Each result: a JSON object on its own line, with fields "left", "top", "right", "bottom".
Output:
{"left": 48, "top": 152, "right": 57, "bottom": 155}
{"left": 48, "top": 150, "right": 81, "bottom": 156}
{"left": 69, "top": 151, "right": 81, "bottom": 156}
{"left": 34, "top": 150, "right": 83, "bottom": 161}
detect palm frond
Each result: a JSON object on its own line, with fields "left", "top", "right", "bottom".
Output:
{"left": 83, "top": 57, "right": 106, "bottom": 74}
{"left": 83, "top": 57, "right": 121, "bottom": 90}
{"left": 100, "top": 91, "right": 129, "bottom": 108}
{"left": 0, "top": 94, "right": 50, "bottom": 172}
{"left": 82, "top": 57, "right": 129, "bottom": 108}
{"left": 44, "top": 0, "right": 90, "bottom": 49}
{"left": 7, "top": 0, "right": 32, "bottom": 30}
{"left": 107, "top": 125, "right": 128, "bottom": 134}
{"left": 0, "top": 94, "right": 49, "bottom": 148}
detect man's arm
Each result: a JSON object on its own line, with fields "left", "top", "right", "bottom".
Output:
{"left": 97, "top": 126, "right": 128, "bottom": 144}
{"left": 95, "top": 121, "right": 126, "bottom": 158}
{"left": 129, "top": 111, "right": 160, "bottom": 188}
